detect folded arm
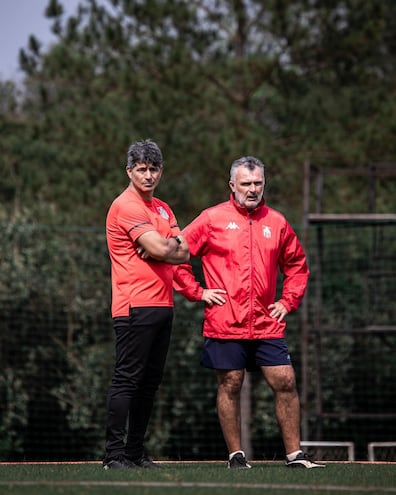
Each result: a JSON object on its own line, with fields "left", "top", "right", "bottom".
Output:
{"left": 137, "top": 231, "right": 190, "bottom": 264}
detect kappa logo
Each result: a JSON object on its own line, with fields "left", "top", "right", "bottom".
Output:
{"left": 263, "top": 226, "right": 272, "bottom": 238}
{"left": 225, "top": 221, "right": 240, "bottom": 230}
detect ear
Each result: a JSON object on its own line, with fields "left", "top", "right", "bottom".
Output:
{"left": 126, "top": 165, "right": 132, "bottom": 179}
{"left": 229, "top": 180, "right": 235, "bottom": 192}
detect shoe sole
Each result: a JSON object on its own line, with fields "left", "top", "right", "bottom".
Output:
{"left": 286, "top": 462, "right": 326, "bottom": 468}
{"left": 103, "top": 462, "right": 137, "bottom": 470}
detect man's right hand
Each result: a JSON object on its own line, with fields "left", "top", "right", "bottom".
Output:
{"left": 201, "top": 289, "right": 227, "bottom": 306}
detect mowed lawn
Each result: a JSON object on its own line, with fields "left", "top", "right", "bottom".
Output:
{"left": 0, "top": 461, "right": 395, "bottom": 495}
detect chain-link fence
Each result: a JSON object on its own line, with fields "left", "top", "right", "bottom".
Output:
{"left": 0, "top": 222, "right": 395, "bottom": 461}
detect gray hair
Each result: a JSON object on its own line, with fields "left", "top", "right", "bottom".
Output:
{"left": 127, "top": 139, "right": 163, "bottom": 169}
{"left": 229, "top": 156, "right": 265, "bottom": 182}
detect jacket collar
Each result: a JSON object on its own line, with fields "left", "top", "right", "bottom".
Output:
{"left": 230, "top": 193, "right": 265, "bottom": 216}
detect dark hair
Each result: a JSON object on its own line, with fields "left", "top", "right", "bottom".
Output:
{"left": 230, "top": 156, "right": 265, "bottom": 181}
{"left": 127, "top": 139, "right": 163, "bottom": 169}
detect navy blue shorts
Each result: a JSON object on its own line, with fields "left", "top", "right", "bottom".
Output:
{"left": 200, "top": 338, "right": 291, "bottom": 371}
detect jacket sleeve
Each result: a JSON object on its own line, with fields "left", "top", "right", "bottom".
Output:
{"left": 173, "top": 263, "right": 204, "bottom": 302}
{"left": 278, "top": 222, "right": 310, "bottom": 312}
{"left": 172, "top": 210, "right": 209, "bottom": 301}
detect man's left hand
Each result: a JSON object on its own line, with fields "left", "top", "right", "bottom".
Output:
{"left": 268, "top": 301, "right": 288, "bottom": 322}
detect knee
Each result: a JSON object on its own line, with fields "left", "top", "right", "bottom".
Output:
{"left": 219, "top": 373, "right": 243, "bottom": 397}
{"left": 278, "top": 375, "right": 297, "bottom": 394}
{"left": 270, "top": 372, "right": 297, "bottom": 394}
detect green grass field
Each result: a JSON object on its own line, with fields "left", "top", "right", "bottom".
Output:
{"left": 0, "top": 461, "right": 395, "bottom": 495}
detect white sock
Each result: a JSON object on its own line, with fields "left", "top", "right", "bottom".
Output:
{"left": 229, "top": 450, "right": 245, "bottom": 460}
{"left": 286, "top": 450, "right": 303, "bottom": 461}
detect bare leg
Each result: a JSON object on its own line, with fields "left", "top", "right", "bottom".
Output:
{"left": 261, "top": 365, "right": 301, "bottom": 455}
{"left": 216, "top": 369, "right": 245, "bottom": 454}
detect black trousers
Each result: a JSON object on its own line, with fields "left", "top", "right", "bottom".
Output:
{"left": 104, "top": 306, "right": 173, "bottom": 460}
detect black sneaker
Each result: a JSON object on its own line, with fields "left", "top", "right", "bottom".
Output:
{"left": 227, "top": 452, "right": 252, "bottom": 469}
{"left": 285, "top": 451, "right": 325, "bottom": 468}
{"left": 103, "top": 456, "right": 137, "bottom": 470}
{"left": 131, "top": 454, "right": 162, "bottom": 469}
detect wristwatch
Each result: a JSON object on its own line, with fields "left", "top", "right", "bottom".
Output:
{"left": 171, "top": 235, "right": 182, "bottom": 245}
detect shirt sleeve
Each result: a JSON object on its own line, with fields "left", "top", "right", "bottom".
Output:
{"left": 117, "top": 200, "right": 156, "bottom": 242}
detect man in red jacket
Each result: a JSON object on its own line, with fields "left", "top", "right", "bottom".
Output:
{"left": 173, "top": 156, "right": 324, "bottom": 469}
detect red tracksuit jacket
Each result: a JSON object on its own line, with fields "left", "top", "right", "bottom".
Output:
{"left": 173, "top": 194, "right": 309, "bottom": 339}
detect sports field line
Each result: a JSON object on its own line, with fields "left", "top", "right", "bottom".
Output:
{"left": 0, "top": 460, "right": 395, "bottom": 465}
{"left": 0, "top": 480, "right": 395, "bottom": 493}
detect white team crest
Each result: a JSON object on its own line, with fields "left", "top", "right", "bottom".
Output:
{"left": 157, "top": 206, "right": 169, "bottom": 220}
{"left": 263, "top": 226, "right": 272, "bottom": 238}
{"left": 226, "top": 221, "right": 240, "bottom": 230}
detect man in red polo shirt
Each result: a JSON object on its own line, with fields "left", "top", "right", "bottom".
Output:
{"left": 103, "top": 139, "right": 189, "bottom": 470}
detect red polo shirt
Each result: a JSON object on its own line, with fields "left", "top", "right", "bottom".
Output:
{"left": 106, "top": 188, "right": 181, "bottom": 317}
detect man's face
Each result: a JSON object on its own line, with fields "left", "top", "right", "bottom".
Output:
{"left": 229, "top": 165, "right": 265, "bottom": 211}
{"left": 126, "top": 162, "right": 163, "bottom": 196}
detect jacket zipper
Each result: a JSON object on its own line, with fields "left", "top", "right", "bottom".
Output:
{"left": 249, "top": 218, "right": 254, "bottom": 338}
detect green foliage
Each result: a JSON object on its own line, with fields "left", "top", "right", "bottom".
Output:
{"left": 1, "top": 0, "right": 394, "bottom": 226}
{"left": 0, "top": 223, "right": 112, "bottom": 460}
{"left": 0, "top": 368, "right": 29, "bottom": 458}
